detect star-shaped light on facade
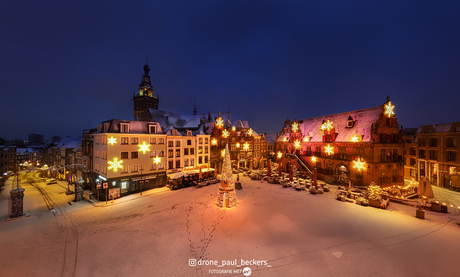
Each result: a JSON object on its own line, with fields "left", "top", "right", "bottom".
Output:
{"left": 283, "top": 137, "right": 287, "bottom": 142}
{"left": 277, "top": 151, "right": 283, "bottom": 159}
{"left": 222, "top": 129, "right": 229, "bottom": 138}
{"left": 211, "top": 138, "right": 217, "bottom": 145}
{"left": 108, "top": 137, "right": 117, "bottom": 145}
{"left": 243, "top": 142, "right": 249, "bottom": 151}
{"left": 384, "top": 101, "right": 395, "bottom": 118}
{"left": 324, "top": 144, "right": 334, "bottom": 155}
{"left": 153, "top": 156, "right": 161, "bottom": 164}
{"left": 353, "top": 158, "right": 366, "bottom": 172}
{"left": 321, "top": 120, "right": 334, "bottom": 131}
{"left": 138, "top": 142, "right": 150, "bottom": 154}
{"left": 248, "top": 128, "right": 253, "bottom": 136}
{"left": 294, "top": 140, "right": 301, "bottom": 149}
{"left": 303, "top": 136, "right": 310, "bottom": 142}
{"left": 292, "top": 122, "right": 299, "bottom": 133}
{"left": 232, "top": 126, "right": 236, "bottom": 132}
{"left": 236, "top": 142, "right": 240, "bottom": 148}
{"left": 108, "top": 158, "right": 124, "bottom": 172}
{"left": 351, "top": 135, "right": 360, "bottom": 142}
{"left": 311, "top": 156, "right": 317, "bottom": 163}
{"left": 216, "top": 117, "right": 224, "bottom": 129}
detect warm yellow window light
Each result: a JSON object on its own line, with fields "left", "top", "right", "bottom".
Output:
{"left": 236, "top": 142, "right": 240, "bottom": 148}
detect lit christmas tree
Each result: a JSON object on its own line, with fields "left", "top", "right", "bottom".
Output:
{"left": 217, "top": 144, "right": 237, "bottom": 208}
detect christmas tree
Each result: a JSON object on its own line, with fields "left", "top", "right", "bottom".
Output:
{"left": 217, "top": 144, "right": 237, "bottom": 208}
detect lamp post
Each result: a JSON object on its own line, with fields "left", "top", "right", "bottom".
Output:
{"left": 139, "top": 166, "right": 144, "bottom": 196}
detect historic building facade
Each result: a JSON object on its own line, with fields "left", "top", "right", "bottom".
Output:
{"left": 276, "top": 97, "right": 404, "bottom": 187}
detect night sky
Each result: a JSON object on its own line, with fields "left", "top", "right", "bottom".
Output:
{"left": 2, "top": 1, "right": 460, "bottom": 141}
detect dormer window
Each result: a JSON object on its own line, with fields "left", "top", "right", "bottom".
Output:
{"left": 187, "top": 130, "right": 192, "bottom": 136}
{"left": 120, "top": 123, "right": 129, "bottom": 133}
{"left": 149, "top": 125, "right": 157, "bottom": 134}
{"left": 346, "top": 115, "right": 355, "bottom": 128}
{"left": 172, "top": 130, "right": 178, "bottom": 136}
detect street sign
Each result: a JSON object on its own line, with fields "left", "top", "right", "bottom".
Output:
{"left": 103, "top": 182, "right": 108, "bottom": 189}
{"left": 96, "top": 181, "right": 101, "bottom": 189}
{"left": 222, "top": 180, "right": 228, "bottom": 188}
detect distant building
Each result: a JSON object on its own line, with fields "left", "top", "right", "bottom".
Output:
{"left": 276, "top": 96, "right": 404, "bottom": 187}
{"left": 0, "top": 146, "right": 16, "bottom": 173}
{"left": 28, "top": 134, "right": 44, "bottom": 146}
{"left": 403, "top": 123, "right": 460, "bottom": 188}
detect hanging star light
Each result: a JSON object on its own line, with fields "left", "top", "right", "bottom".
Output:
{"left": 353, "top": 158, "right": 366, "bottom": 172}
{"left": 384, "top": 101, "right": 395, "bottom": 118}
{"left": 222, "top": 129, "right": 229, "bottom": 138}
{"left": 108, "top": 158, "right": 124, "bottom": 172}
{"left": 138, "top": 142, "right": 150, "bottom": 154}
{"left": 248, "top": 128, "right": 253, "bottom": 136}
{"left": 321, "top": 120, "right": 334, "bottom": 131}
{"left": 153, "top": 156, "right": 161, "bottom": 164}
{"left": 232, "top": 126, "right": 236, "bottom": 131}
{"left": 216, "top": 117, "right": 224, "bottom": 128}
{"left": 303, "top": 136, "right": 310, "bottom": 142}
{"left": 292, "top": 122, "right": 299, "bottom": 133}
{"left": 236, "top": 142, "right": 240, "bottom": 148}
{"left": 351, "top": 135, "right": 360, "bottom": 142}
{"left": 243, "top": 142, "right": 249, "bottom": 151}
{"left": 283, "top": 137, "right": 287, "bottom": 142}
{"left": 211, "top": 138, "right": 217, "bottom": 145}
{"left": 294, "top": 140, "right": 301, "bottom": 149}
{"left": 311, "top": 156, "right": 317, "bottom": 162}
{"left": 324, "top": 144, "right": 334, "bottom": 155}
{"left": 277, "top": 151, "right": 283, "bottom": 159}
{"left": 108, "top": 137, "right": 117, "bottom": 145}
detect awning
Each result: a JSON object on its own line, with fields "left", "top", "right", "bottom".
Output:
{"left": 132, "top": 175, "right": 159, "bottom": 181}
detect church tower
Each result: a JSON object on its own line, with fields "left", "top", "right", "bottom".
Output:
{"left": 133, "top": 60, "right": 159, "bottom": 120}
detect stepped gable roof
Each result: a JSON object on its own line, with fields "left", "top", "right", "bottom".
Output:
{"left": 287, "top": 106, "right": 382, "bottom": 143}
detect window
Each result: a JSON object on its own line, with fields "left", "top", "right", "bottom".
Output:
{"left": 158, "top": 150, "right": 164, "bottom": 157}
{"left": 120, "top": 123, "right": 129, "bottom": 133}
{"left": 199, "top": 156, "right": 203, "bottom": 164}
{"left": 429, "top": 150, "right": 437, "bottom": 160}
{"left": 184, "top": 148, "right": 189, "bottom": 155}
{"left": 447, "top": 137, "right": 456, "bottom": 147}
{"left": 121, "top": 165, "right": 129, "bottom": 174}
{"left": 190, "top": 148, "right": 195, "bottom": 155}
{"left": 168, "top": 141, "right": 174, "bottom": 147}
{"left": 199, "top": 138, "right": 203, "bottom": 144}
{"left": 184, "top": 159, "right": 189, "bottom": 167}
{"left": 190, "top": 158, "right": 194, "bottom": 166}
{"left": 176, "top": 141, "right": 181, "bottom": 147}
{"left": 199, "top": 146, "right": 203, "bottom": 154}
{"left": 176, "top": 149, "right": 180, "bottom": 157}
{"left": 121, "top": 152, "right": 129, "bottom": 159}
{"left": 187, "top": 140, "right": 192, "bottom": 145}
{"left": 121, "top": 181, "right": 128, "bottom": 192}
{"left": 410, "top": 148, "right": 416, "bottom": 155}
{"left": 150, "top": 150, "right": 156, "bottom": 157}
{"left": 168, "top": 150, "right": 173, "bottom": 158}
{"left": 131, "top": 152, "right": 139, "bottom": 159}
{"left": 418, "top": 138, "right": 426, "bottom": 147}
{"left": 176, "top": 160, "right": 180, "bottom": 168}
{"left": 447, "top": 151, "right": 456, "bottom": 161}
{"left": 187, "top": 130, "right": 192, "bottom": 136}
{"left": 205, "top": 146, "right": 208, "bottom": 154}
{"left": 131, "top": 165, "right": 139, "bottom": 172}
{"left": 131, "top": 137, "right": 139, "bottom": 145}
{"left": 419, "top": 150, "right": 426, "bottom": 159}
{"left": 158, "top": 163, "right": 164, "bottom": 170}
{"left": 150, "top": 163, "right": 156, "bottom": 171}
{"left": 410, "top": 158, "right": 416, "bottom": 166}
{"left": 121, "top": 137, "right": 129, "bottom": 145}
{"left": 205, "top": 138, "right": 209, "bottom": 144}
{"left": 410, "top": 169, "right": 416, "bottom": 177}
{"left": 168, "top": 161, "right": 174, "bottom": 169}
{"left": 231, "top": 144, "right": 236, "bottom": 151}
{"left": 149, "top": 125, "right": 157, "bottom": 134}
{"left": 150, "top": 137, "right": 156, "bottom": 144}
{"left": 205, "top": 156, "right": 208, "bottom": 163}
{"left": 158, "top": 138, "right": 164, "bottom": 144}
{"left": 429, "top": 138, "right": 437, "bottom": 147}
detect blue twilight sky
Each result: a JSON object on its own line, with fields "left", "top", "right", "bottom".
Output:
{"left": 1, "top": 1, "right": 460, "bottom": 141}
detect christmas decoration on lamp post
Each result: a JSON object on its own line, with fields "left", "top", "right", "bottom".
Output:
{"left": 108, "top": 137, "right": 117, "bottom": 145}
{"left": 217, "top": 144, "right": 237, "bottom": 208}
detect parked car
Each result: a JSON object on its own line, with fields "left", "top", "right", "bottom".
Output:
{"left": 46, "top": 178, "right": 57, "bottom": 185}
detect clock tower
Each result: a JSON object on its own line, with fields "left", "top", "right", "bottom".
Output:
{"left": 133, "top": 60, "right": 159, "bottom": 120}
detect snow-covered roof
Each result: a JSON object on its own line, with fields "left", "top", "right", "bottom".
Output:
{"left": 98, "top": 119, "right": 163, "bottom": 134}
{"left": 148, "top": 109, "right": 187, "bottom": 129}
{"left": 56, "top": 137, "right": 82, "bottom": 149}
{"left": 417, "top": 123, "right": 459, "bottom": 134}
{"left": 265, "top": 134, "right": 276, "bottom": 144}
{"left": 282, "top": 106, "right": 382, "bottom": 142}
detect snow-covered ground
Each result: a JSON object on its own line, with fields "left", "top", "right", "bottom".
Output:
{"left": 1, "top": 171, "right": 460, "bottom": 277}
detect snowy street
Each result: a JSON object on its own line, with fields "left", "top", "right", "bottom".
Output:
{"left": 1, "top": 171, "right": 460, "bottom": 277}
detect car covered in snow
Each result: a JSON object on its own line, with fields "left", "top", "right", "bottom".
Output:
{"left": 46, "top": 178, "right": 57, "bottom": 185}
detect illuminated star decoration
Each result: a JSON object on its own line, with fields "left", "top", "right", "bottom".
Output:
{"left": 277, "top": 151, "right": 283, "bottom": 159}
{"left": 108, "top": 137, "right": 117, "bottom": 145}
{"left": 243, "top": 142, "right": 249, "bottom": 151}
{"left": 211, "top": 139, "right": 217, "bottom": 145}
{"left": 351, "top": 135, "right": 360, "bottom": 142}
{"left": 450, "top": 166, "right": 456, "bottom": 175}
{"left": 321, "top": 120, "right": 334, "bottom": 131}
{"left": 311, "top": 156, "right": 317, "bottom": 162}
{"left": 292, "top": 122, "right": 299, "bottom": 132}
{"left": 294, "top": 140, "right": 301, "bottom": 149}
{"left": 353, "top": 158, "right": 366, "bottom": 172}
{"left": 232, "top": 126, "right": 236, "bottom": 131}
{"left": 384, "top": 101, "right": 395, "bottom": 118}
{"left": 324, "top": 144, "right": 334, "bottom": 155}
{"left": 248, "top": 128, "right": 253, "bottom": 136}
{"left": 236, "top": 142, "right": 240, "bottom": 148}
{"left": 108, "top": 158, "right": 124, "bottom": 172}
{"left": 222, "top": 129, "right": 229, "bottom": 138}
{"left": 216, "top": 117, "right": 224, "bottom": 128}
{"left": 303, "top": 136, "right": 310, "bottom": 142}
{"left": 138, "top": 142, "right": 150, "bottom": 154}
{"left": 283, "top": 137, "right": 287, "bottom": 142}
{"left": 153, "top": 156, "right": 161, "bottom": 164}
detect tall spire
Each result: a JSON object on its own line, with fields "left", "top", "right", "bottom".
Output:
{"left": 193, "top": 97, "right": 197, "bottom": 115}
